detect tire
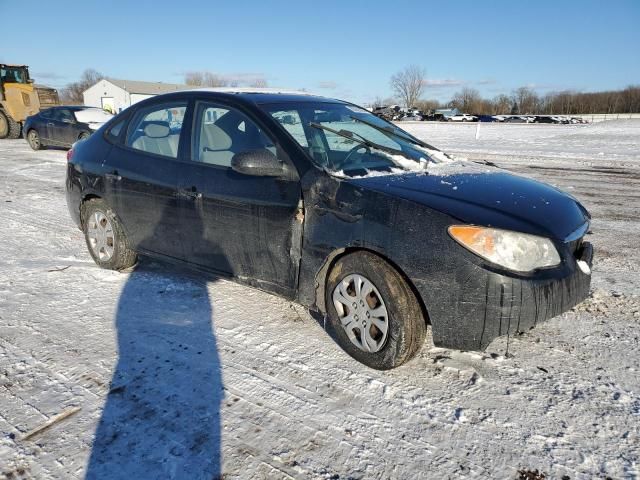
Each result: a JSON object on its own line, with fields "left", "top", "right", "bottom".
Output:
{"left": 82, "top": 198, "right": 137, "bottom": 271}
{"left": 27, "top": 129, "right": 42, "bottom": 150}
{"left": 0, "top": 110, "right": 22, "bottom": 139}
{"left": 326, "top": 251, "right": 427, "bottom": 369}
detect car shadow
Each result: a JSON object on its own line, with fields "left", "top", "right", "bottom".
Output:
{"left": 85, "top": 203, "right": 228, "bottom": 479}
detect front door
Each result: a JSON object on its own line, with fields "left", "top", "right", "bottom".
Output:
{"left": 179, "top": 101, "right": 301, "bottom": 297}
{"left": 47, "top": 108, "right": 76, "bottom": 145}
{"left": 103, "top": 100, "right": 188, "bottom": 259}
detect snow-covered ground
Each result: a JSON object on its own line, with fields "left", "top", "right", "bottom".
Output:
{"left": 1, "top": 121, "right": 639, "bottom": 479}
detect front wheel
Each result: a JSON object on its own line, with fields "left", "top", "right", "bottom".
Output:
{"left": 326, "top": 251, "right": 427, "bottom": 369}
{"left": 27, "top": 129, "right": 42, "bottom": 150}
{"left": 82, "top": 199, "right": 137, "bottom": 270}
{"left": 0, "top": 110, "right": 22, "bottom": 139}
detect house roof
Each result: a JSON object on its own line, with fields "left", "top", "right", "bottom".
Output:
{"left": 104, "top": 78, "right": 191, "bottom": 95}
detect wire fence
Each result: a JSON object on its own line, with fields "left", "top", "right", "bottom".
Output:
{"left": 574, "top": 113, "right": 640, "bottom": 123}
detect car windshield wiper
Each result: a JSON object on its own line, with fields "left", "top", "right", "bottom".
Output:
{"left": 308, "top": 122, "right": 418, "bottom": 165}
{"left": 348, "top": 115, "right": 440, "bottom": 151}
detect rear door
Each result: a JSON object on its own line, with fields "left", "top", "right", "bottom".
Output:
{"left": 179, "top": 100, "right": 302, "bottom": 297}
{"left": 102, "top": 100, "right": 188, "bottom": 259}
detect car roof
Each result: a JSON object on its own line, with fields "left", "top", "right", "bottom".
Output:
{"left": 46, "top": 105, "right": 97, "bottom": 111}
{"left": 178, "top": 88, "right": 347, "bottom": 105}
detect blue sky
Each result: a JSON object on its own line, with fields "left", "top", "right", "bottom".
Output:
{"left": 2, "top": 0, "right": 638, "bottom": 104}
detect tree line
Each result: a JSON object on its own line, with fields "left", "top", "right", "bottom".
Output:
{"left": 59, "top": 67, "right": 639, "bottom": 115}
{"left": 389, "top": 65, "right": 640, "bottom": 115}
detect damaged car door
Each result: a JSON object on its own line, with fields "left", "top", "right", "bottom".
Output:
{"left": 179, "top": 101, "right": 302, "bottom": 298}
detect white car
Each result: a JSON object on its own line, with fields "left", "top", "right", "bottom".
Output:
{"left": 448, "top": 114, "right": 477, "bottom": 122}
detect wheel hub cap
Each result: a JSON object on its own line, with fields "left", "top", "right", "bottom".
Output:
{"left": 87, "top": 211, "right": 115, "bottom": 261}
{"left": 332, "top": 274, "right": 389, "bottom": 353}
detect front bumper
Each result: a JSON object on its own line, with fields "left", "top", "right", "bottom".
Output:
{"left": 418, "top": 242, "right": 593, "bottom": 351}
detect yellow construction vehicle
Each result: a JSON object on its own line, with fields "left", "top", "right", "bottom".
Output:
{"left": 0, "top": 64, "right": 60, "bottom": 139}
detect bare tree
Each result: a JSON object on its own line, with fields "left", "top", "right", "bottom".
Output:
{"left": 414, "top": 99, "right": 441, "bottom": 113}
{"left": 60, "top": 69, "right": 103, "bottom": 104}
{"left": 390, "top": 65, "right": 426, "bottom": 108}
{"left": 492, "top": 94, "right": 512, "bottom": 115}
{"left": 512, "top": 86, "right": 539, "bottom": 114}
{"left": 451, "top": 87, "right": 482, "bottom": 113}
{"left": 250, "top": 77, "right": 268, "bottom": 88}
{"left": 184, "top": 71, "right": 230, "bottom": 88}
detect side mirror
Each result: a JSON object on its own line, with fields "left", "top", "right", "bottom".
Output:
{"left": 231, "top": 149, "right": 285, "bottom": 177}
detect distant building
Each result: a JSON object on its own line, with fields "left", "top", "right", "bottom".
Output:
{"left": 435, "top": 108, "right": 460, "bottom": 118}
{"left": 83, "top": 78, "right": 190, "bottom": 113}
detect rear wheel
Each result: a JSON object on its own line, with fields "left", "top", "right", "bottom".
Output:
{"left": 82, "top": 199, "right": 137, "bottom": 271}
{"left": 27, "top": 129, "right": 42, "bottom": 150}
{"left": 0, "top": 110, "right": 22, "bottom": 139}
{"left": 326, "top": 251, "right": 427, "bottom": 369}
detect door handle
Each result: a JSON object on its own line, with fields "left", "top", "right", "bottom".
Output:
{"left": 177, "top": 187, "right": 202, "bottom": 200}
{"left": 47, "top": 122, "right": 54, "bottom": 126}
{"left": 105, "top": 171, "right": 122, "bottom": 182}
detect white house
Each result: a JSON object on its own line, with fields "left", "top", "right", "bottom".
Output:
{"left": 83, "top": 78, "right": 190, "bottom": 113}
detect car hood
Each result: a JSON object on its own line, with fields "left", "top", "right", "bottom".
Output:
{"left": 347, "top": 163, "right": 590, "bottom": 240}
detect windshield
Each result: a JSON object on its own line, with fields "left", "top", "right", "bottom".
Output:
{"left": 261, "top": 102, "right": 451, "bottom": 176}
{"left": 0, "top": 66, "right": 29, "bottom": 84}
{"left": 74, "top": 108, "right": 114, "bottom": 124}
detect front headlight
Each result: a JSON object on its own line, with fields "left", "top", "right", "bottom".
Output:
{"left": 448, "top": 225, "right": 561, "bottom": 273}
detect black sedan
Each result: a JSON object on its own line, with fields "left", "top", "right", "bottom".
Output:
{"left": 65, "top": 90, "right": 593, "bottom": 369}
{"left": 25, "top": 106, "right": 113, "bottom": 150}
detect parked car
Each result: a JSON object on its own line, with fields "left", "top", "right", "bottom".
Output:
{"left": 66, "top": 90, "right": 593, "bottom": 369}
{"left": 422, "top": 113, "right": 447, "bottom": 122}
{"left": 24, "top": 106, "right": 113, "bottom": 150}
{"left": 534, "top": 115, "right": 559, "bottom": 124}
{"left": 398, "top": 115, "right": 422, "bottom": 121}
{"left": 504, "top": 116, "right": 528, "bottom": 123}
{"left": 476, "top": 115, "right": 498, "bottom": 122}
{"left": 449, "top": 113, "right": 477, "bottom": 122}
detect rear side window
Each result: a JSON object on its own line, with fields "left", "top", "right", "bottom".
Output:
{"left": 106, "top": 117, "right": 126, "bottom": 142}
{"left": 126, "top": 102, "right": 187, "bottom": 159}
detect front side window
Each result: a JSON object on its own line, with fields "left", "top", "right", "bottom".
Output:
{"left": 261, "top": 102, "right": 451, "bottom": 176}
{"left": 192, "top": 102, "right": 275, "bottom": 168}
{"left": 58, "top": 109, "right": 74, "bottom": 123}
{"left": 126, "top": 102, "right": 186, "bottom": 159}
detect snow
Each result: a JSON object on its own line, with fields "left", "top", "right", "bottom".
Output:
{"left": 1, "top": 121, "right": 640, "bottom": 479}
